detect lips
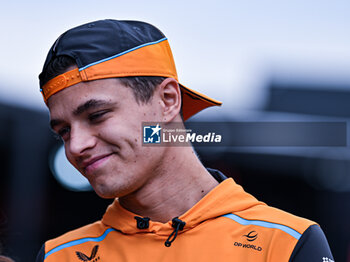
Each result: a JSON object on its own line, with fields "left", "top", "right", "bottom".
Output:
{"left": 82, "top": 153, "right": 113, "bottom": 173}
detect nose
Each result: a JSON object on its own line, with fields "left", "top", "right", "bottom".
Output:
{"left": 67, "top": 125, "right": 96, "bottom": 156}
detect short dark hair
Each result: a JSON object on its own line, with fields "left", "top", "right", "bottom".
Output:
{"left": 118, "top": 76, "right": 166, "bottom": 104}
{"left": 40, "top": 55, "right": 166, "bottom": 104}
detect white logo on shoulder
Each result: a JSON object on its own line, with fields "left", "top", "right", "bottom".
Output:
{"left": 322, "top": 257, "right": 334, "bottom": 262}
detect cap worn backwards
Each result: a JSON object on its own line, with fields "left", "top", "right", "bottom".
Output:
{"left": 39, "top": 19, "right": 221, "bottom": 120}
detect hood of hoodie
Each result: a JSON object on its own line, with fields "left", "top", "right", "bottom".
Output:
{"left": 102, "top": 172, "right": 265, "bottom": 236}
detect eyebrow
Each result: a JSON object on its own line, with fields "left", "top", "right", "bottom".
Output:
{"left": 73, "top": 99, "right": 113, "bottom": 116}
{"left": 49, "top": 99, "right": 114, "bottom": 130}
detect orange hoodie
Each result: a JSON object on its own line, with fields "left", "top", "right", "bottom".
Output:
{"left": 40, "top": 177, "right": 316, "bottom": 261}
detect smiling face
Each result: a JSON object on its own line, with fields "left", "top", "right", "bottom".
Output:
{"left": 48, "top": 78, "right": 167, "bottom": 198}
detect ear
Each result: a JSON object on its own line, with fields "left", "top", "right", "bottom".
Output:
{"left": 158, "top": 78, "right": 182, "bottom": 122}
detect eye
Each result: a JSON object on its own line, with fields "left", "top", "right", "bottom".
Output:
{"left": 57, "top": 126, "right": 71, "bottom": 140}
{"left": 88, "top": 110, "right": 109, "bottom": 122}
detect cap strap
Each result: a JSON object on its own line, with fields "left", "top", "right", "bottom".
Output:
{"left": 41, "top": 68, "right": 82, "bottom": 103}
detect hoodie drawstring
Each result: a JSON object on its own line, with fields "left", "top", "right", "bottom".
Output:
{"left": 164, "top": 217, "right": 186, "bottom": 247}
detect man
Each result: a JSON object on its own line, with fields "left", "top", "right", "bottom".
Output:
{"left": 36, "top": 19, "right": 334, "bottom": 261}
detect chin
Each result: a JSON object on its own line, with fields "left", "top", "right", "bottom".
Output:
{"left": 92, "top": 180, "right": 130, "bottom": 199}
{"left": 88, "top": 178, "right": 113, "bottom": 198}
{"left": 93, "top": 186, "right": 118, "bottom": 199}
{"left": 90, "top": 172, "right": 142, "bottom": 199}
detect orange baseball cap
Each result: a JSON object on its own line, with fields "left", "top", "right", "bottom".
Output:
{"left": 39, "top": 19, "right": 221, "bottom": 120}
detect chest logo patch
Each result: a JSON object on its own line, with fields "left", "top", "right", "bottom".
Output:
{"left": 243, "top": 231, "right": 258, "bottom": 242}
{"left": 233, "top": 231, "right": 263, "bottom": 252}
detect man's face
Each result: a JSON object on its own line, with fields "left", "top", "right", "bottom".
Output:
{"left": 48, "top": 78, "right": 165, "bottom": 198}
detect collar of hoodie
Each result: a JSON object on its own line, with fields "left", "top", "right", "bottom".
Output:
{"left": 101, "top": 175, "right": 262, "bottom": 236}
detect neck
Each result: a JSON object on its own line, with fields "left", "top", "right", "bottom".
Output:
{"left": 119, "top": 146, "right": 218, "bottom": 223}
